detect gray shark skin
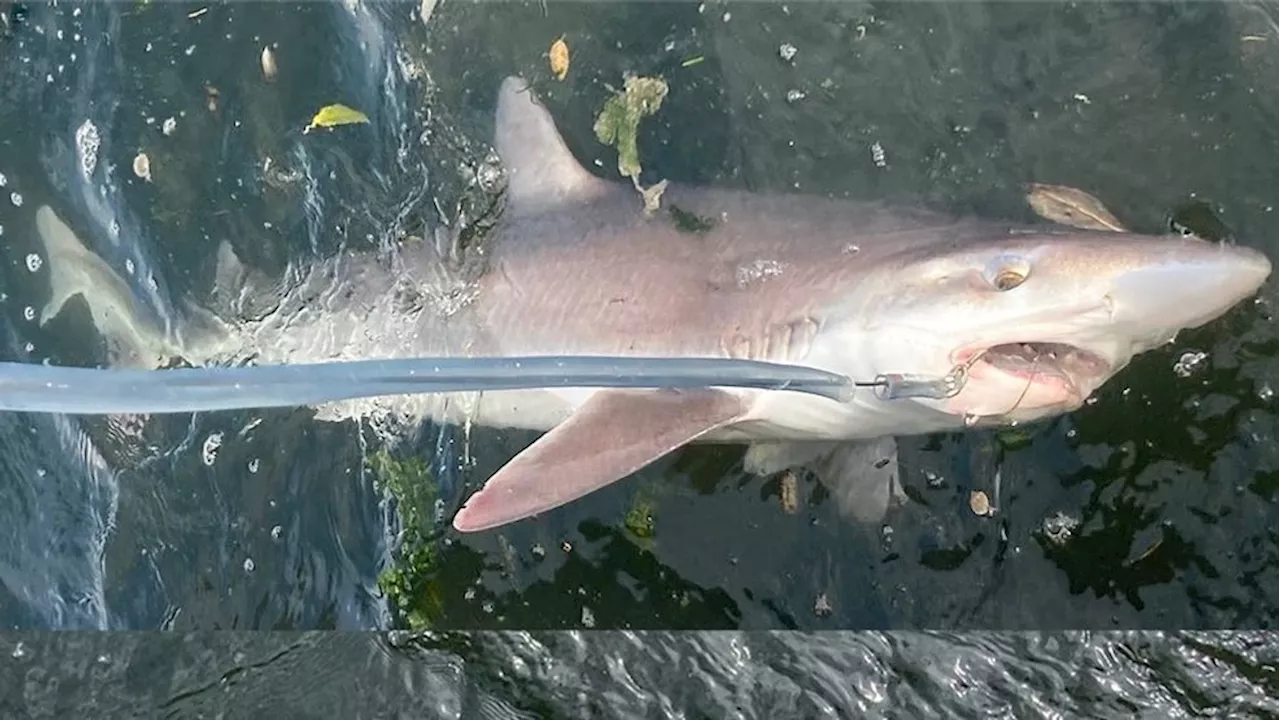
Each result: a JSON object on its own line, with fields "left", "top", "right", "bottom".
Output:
{"left": 34, "top": 76, "right": 1273, "bottom": 534}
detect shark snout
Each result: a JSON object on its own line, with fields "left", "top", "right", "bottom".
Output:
{"left": 1107, "top": 241, "right": 1272, "bottom": 332}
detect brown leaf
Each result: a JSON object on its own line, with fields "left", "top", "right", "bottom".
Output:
{"left": 969, "top": 490, "right": 993, "bottom": 517}
{"left": 1026, "top": 182, "right": 1128, "bottom": 232}
{"left": 549, "top": 35, "right": 570, "bottom": 81}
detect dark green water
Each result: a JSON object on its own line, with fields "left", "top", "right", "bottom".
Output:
{"left": 0, "top": 0, "right": 1274, "bottom": 715}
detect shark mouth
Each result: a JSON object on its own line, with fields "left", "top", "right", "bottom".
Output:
{"left": 966, "top": 342, "right": 1112, "bottom": 389}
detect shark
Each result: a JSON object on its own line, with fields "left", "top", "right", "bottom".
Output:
{"left": 31, "top": 76, "right": 1272, "bottom": 534}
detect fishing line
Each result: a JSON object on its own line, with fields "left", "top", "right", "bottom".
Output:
{"left": 0, "top": 355, "right": 859, "bottom": 415}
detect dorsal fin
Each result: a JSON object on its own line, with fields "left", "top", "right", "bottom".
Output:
{"left": 493, "top": 76, "right": 608, "bottom": 213}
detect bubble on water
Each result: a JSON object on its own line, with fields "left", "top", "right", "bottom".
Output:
{"left": 201, "top": 432, "right": 223, "bottom": 466}
{"left": 248, "top": 458, "right": 260, "bottom": 473}
{"left": 779, "top": 43, "right": 798, "bottom": 62}
{"left": 735, "top": 259, "right": 786, "bottom": 288}
{"left": 1173, "top": 350, "right": 1207, "bottom": 378}
{"left": 9, "top": 192, "right": 22, "bottom": 207}
{"left": 0, "top": 172, "right": 7, "bottom": 187}
{"left": 125, "top": 258, "right": 135, "bottom": 275}
{"left": 23, "top": 343, "right": 33, "bottom": 352}
{"left": 162, "top": 117, "right": 177, "bottom": 136}
{"left": 1258, "top": 382, "right": 1275, "bottom": 402}
{"left": 1041, "top": 511, "right": 1079, "bottom": 546}
{"left": 22, "top": 306, "right": 35, "bottom": 321}
{"left": 785, "top": 89, "right": 806, "bottom": 104}
{"left": 75, "top": 119, "right": 100, "bottom": 178}
{"left": 243, "top": 557, "right": 255, "bottom": 573}
{"left": 870, "top": 141, "right": 887, "bottom": 168}
{"left": 11, "top": 642, "right": 26, "bottom": 659}
{"left": 270, "top": 525, "right": 282, "bottom": 540}
{"left": 25, "top": 253, "right": 41, "bottom": 272}
{"left": 35, "top": 468, "right": 46, "bottom": 478}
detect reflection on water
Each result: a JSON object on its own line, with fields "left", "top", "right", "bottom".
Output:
{"left": 0, "top": 0, "right": 1273, "bottom": 646}
{"left": 0, "top": 630, "right": 1276, "bottom": 718}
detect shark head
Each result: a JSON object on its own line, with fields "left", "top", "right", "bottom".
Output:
{"left": 835, "top": 229, "right": 1272, "bottom": 424}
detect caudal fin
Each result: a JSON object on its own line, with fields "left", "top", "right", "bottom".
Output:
{"left": 34, "top": 205, "right": 174, "bottom": 369}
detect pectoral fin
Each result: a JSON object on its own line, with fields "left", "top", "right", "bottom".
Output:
{"left": 743, "top": 440, "right": 840, "bottom": 475}
{"left": 451, "top": 389, "right": 748, "bottom": 533}
{"left": 744, "top": 437, "right": 905, "bottom": 523}
{"left": 813, "top": 437, "right": 905, "bottom": 524}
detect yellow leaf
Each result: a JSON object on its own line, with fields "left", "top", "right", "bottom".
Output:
{"left": 303, "top": 104, "right": 370, "bottom": 134}
{"left": 549, "top": 35, "right": 570, "bottom": 81}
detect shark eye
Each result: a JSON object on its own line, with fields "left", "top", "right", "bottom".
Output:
{"left": 986, "top": 255, "right": 1031, "bottom": 291}
{"left": 993, "top": 269, "right": 1026, "bottom": 291}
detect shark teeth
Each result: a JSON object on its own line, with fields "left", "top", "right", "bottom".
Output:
{"left": 982, "top": 342, "right": 1110, "bottom": 379}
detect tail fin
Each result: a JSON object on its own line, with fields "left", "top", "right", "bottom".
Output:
{"left": 35, "top": 205, "right": 177, "bottom": 369}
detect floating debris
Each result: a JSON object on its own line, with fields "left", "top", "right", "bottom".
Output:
{"left": 635, "top": 178, "right": 667, "bottom": 215}
{"left": 624, "top": 495, "right": 657, "bottom": 539}
{"left": 593, "top": 75, "right": 669, "bottom": 179}
{"left": 779, "top": 470, "right": 798, "bottom": 514}
{"left": 1041, "top": 511, "right": 1079, "bottom": 546}
{"left": 778, "top": 43, "right": 797, "bottom": 62}
{"left": 1025, "top": 182, "right": 1127, "bottom": 232}
{"left": 1173, "top": 350, "right": 1207, "bottom": 378}
{"left": 303, "top": 104, "right": 370, "bottom": 134}
{"left": 201, "top": 432, "right": 223, "bottom": 466}
{"left": 205, "top": 85, "right": 219, "bottom": 113}
{"left": 870, "top": 141, "right": 886, "bottom": 168}
{"left": 813, "top": 592, "right": 832, "bottom": 617}
{"left": 132, "top": 152, "right": 152, "bottom": 182}
{"left": 75, "top": 119, "right": 100, "bottom": 178}
{"left": 549, "top": 35, "right": 570, "bottom": 81}
{"left": 680, "top": 55, "right": 704, "bottom": 68}
{"left": 162, "top": 117, "right": 177, "bottom": 136}
{"left": 594, "top": 75, "right": 670, "bottom": 211}
{"left": 969, "top": 489, "right": 993, "bottom": 517}
{"left": 260, "top": 45, "right": 277, "bottom": 82}
{"left": 187, "top": 7, "right": 208, "bottom": 20}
